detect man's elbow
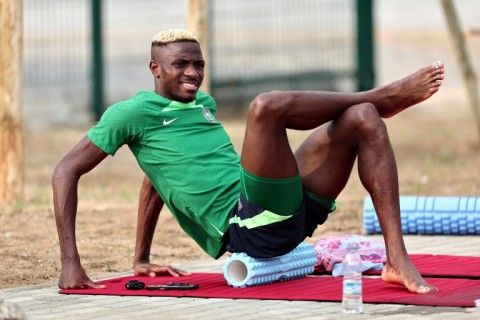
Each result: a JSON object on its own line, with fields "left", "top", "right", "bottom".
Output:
{"left": 52, "top": 160, "right": 78, "bottom": 189}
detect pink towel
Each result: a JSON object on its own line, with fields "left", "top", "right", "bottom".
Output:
{"left": 313, "top": 235, "right": 387, "bottom": 276}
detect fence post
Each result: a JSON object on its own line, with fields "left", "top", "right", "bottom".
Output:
{"left": 186, "top": 0, "right": 210, "bottom": 94}
{"left": 0, "top": 0, "right": 24, "bottom": 212}
{"left": 91, "top": 0, "right": 104, "bottom": 121}
{"left": 356, "top": 0, "right": 375, "bottom": 91}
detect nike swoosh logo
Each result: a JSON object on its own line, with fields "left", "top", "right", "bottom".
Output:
{"left": 163, "top": 117, "right": 179, "bottom": 125}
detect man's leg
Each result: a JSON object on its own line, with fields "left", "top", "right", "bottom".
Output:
{"left": 294, "top": 104, "right": 436, "bottom": 294}
{"left": 240, "top": 61, "right": 444, "bottom": 294}
{"left": 241, "top": 61, "right": 444, "bottom": 178}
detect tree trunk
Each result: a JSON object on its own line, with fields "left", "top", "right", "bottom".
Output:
{"left": 0, "top": 0, "right": 24, "bottom": 212}
{"left": 440, "top": 0, "right": 480, "bottom": 139}
{"left": 186, "top": 0, "right": 210, "bottom": 94}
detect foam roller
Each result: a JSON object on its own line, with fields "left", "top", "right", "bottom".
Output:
{"left": 364, "top": 196, "right": 480, "bottom": 235}
{"left": 223, "top": 241, "right": 317, "bottom": 288}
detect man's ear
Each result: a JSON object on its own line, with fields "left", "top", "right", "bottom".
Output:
{"left": 150, "top": 60, "right": 160, "bottom": 77}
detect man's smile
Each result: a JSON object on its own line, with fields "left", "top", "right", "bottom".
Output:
{"left": 181, "top": 82, "right": 199, "bottom": 90}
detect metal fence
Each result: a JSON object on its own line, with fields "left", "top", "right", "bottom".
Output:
{"left": 23, "top": 0, "right": 369, "bottom": 129}
{"left": 210, "top": 0, "right": 359, "bottom": 107}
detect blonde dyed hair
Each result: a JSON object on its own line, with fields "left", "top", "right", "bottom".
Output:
{"left": 151, "top": 29, "right": 199, "bottom": 46}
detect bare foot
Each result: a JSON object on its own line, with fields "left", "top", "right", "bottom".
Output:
{"left": 371, "top": 61, "right": 445, "bottom": 118}
{"left": 381, "top": 257, "right": 438, "bottom": 294}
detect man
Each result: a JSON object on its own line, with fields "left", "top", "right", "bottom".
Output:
{"left": 53, "top": 29, "right": 444, "bottom": 293}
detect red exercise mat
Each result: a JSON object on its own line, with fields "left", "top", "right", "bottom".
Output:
{"left": 365, "top": 254, "right": 480, "bottom": 278}
{"left": 59, "top": 273, "right": 480, "bottom": 307}
{"left": 314, "top": 254, "right": 480, "bottom": 278}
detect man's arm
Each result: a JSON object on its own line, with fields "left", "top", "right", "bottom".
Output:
{"left": 52, "top": 136, "right": 108, "bottom": 289}
{"left": 132, "top": 175, "right": 190, "bottom": 277}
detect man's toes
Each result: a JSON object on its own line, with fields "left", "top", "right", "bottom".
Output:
{"left": 417, "top": 285, "right": 431, "bottom": 293}
{"left": 416, "top": 284, "right": 438, "bottom": 294}
{"left": 433, "top": 60, "right": 444, "bottom": 69}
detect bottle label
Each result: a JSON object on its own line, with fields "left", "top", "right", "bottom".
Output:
{"left": 343, "top": 280, "right": 362, "bottom": 298}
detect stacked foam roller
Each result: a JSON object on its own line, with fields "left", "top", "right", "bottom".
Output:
{"left": 223, "top": 241, "right": 317, "bottom": 288}
{"left": 364, "top": 196, "right": 480, "bottom": 235}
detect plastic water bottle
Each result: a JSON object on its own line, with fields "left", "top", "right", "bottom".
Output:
{"left": 342, "top": 243, "right": 363, "bottom": 314}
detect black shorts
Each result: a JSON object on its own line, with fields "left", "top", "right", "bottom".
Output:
{"left": 226, "top": 192, "right": 333, "bottom": 258}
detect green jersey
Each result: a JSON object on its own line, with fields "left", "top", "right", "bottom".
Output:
{"left": 87, "top": 90, "right": 241, "bottom": 258}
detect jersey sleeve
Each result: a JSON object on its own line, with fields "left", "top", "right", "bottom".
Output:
{"left": 87, "top": 100, "right": 145, "bottom": 156}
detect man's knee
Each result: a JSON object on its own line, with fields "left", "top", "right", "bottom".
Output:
{"left": 248, "top": 91, "right": 290, "bottom": 121}
{"left": 347, "top": 102, "right": 379, "bottom": 119}
{"left": 344, "top": 102, "right": 387, "bottom": 136}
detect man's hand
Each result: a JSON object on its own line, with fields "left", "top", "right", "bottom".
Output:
{"left": 134, "top": 261, "right": 191, "bottom": 278}
{"left": 58, "top": 263, "right": 106, "bottom": 290}
{"left": 53, "top": 136, "right": 109, "bottom": 290}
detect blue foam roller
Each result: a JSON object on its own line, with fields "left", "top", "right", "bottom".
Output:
{"left": 223, "top": 241, "right": 317, "bottom": 288}
{"left": 364, "top": 196, "right": 480, "bottom": 235}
